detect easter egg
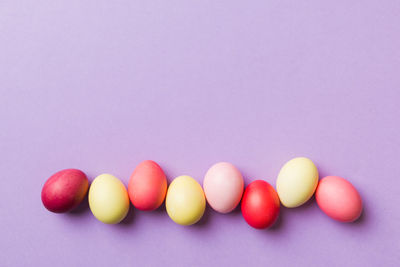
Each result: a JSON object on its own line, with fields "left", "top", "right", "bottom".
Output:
{"left": 88, "top": 174, "right": 130, "bottom": 224}
{"left": 203, "top": 162, "right": 244, "bottom": 213}
{"left": 41, "top": 169, "right": 89, "bottom": 213}
{"left": 316, "top": 176, "right": 362, "bottom": 222}
{"left": 128, "top": 160, "right": 167, "bottom": 211}
{"left": 241, "top": 180, "right": 280, "bottom": 229}
{"left": 276, "top": 157, "right": 319, "bottom": 208}
{"left": 166, "top": 175, "right": 206, "bottom": 225}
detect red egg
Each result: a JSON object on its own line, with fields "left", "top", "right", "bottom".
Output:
{"left": 128, "top": 160, "right": 167, "bottom": 211}
{"left": 241, "top": 180, "right": 280, "bottom": 229}
{"left": 316, "top": 176, "right": 362, "bottom": 222}
{"left": 41, "top": 169, "right": 89, "bottom": 213}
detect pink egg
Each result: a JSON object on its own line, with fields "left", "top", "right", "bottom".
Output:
{"left": 316, "top": 176, "right": 362, "bottom": 222}
{"left": 128, "top": 160, "right": 167, "bottom": 211}
{"left": 203, "top": 162, "right": 244, "bottom": 213}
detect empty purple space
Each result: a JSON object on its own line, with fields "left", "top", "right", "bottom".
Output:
{"left": 1, "top": 1, "right": 399, "bottom": 266}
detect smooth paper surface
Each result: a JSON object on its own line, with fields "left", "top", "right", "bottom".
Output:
{"left": 1, "top": 1, "right": 399, "bottom": 266}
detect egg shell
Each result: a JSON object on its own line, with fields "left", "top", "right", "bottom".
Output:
{"left": 203, "top": 162, "right": 244, "bottom": 213}
{"left": 88, "top": 174, "right": 130, "bottom": 224}
{"left": 128, "top": 160, "right": 167, "bottom": 211}
{"left": 241, "top": 180, "right": 280, "bottom": 229}
{"left": 316, "top": 176, "right": 362, "bottom": 222}
{"left": 166, "top": 175, "right": 206, "bottom": 226}
{"left": 41, "top": 169, "right": 89, "bottom": 213}
{"left": 276, "top": 157, "right": 319, "bottom": 208}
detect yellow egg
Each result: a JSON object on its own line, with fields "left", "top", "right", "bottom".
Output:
{"left": 166, "top": 175, "right": 206, "bottom": 226}
{"left": 276, "top": 157, "right": 319, "bottom": 208}
{"left": 88, "top": 174, "right": 130, "bottom": 224}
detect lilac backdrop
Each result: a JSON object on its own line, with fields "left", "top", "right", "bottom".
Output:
{"left": 1, "top": 1, "right": 399, "bottom": 266}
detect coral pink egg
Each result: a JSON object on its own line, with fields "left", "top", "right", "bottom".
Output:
{"left": 203, "top": 162, "right": 244, "bottom": 213}
{"left": 128, "top": 160, "right": 167, "bottom": 211}
{"left": 241, "top": 180, "right": 280, "bottom": 229}
{"left": 316, "top": 176, "right": 362, "bottom": 222}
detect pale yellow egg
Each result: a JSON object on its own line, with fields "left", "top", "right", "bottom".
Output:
{"left": 88, "top": 174, "right": 130, "bottom": 224}
{"left": 276, "top": 157, "right": 319, "bottom": 208}
{"left": 165, "top": 175, "right": 206, "bottom": 226}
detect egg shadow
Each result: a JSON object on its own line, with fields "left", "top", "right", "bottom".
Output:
{"left": 191, "top": 204, "right": 212, "bottom": 228}
{"left": 118, "top": 201, "right": 172, "bottom": 227}
{"left": 142, "top": 202, "right": 169, "bottom": 219}
{"left": 265, "top": 195, "right": 317, "bottom": 234}
{"left": 227, "top": 204, "right": 243, "bottom": 216}
{"left": 267, "top": 210, "right": 284, "bottom": 232}
{"left": 353, "top": 205, "right": 366, "bottom": 224}
{"left": 117, "top": 206, "right": 136, "bottom": 226}
{"left": 68, "top": 193, "right": 90, "bottom": 216}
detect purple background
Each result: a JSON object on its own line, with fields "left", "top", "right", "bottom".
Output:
{"left": 1, "top": 1, "right": 399, "bottom": 266}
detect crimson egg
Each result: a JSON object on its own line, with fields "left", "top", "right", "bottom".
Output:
{"left": 241, "top": 180, "right": 280, "bottom": 229}
{"left": 41, "top": 169, "right": 89, "bottom": 213}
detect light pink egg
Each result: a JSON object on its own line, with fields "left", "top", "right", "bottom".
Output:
{"left": 203, "top": 162, "right": 244, "bottom": 213}
{"left": 316, "top": 176, "right": 363, "bottom": 222}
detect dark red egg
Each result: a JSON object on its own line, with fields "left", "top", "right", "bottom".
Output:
{"left": 41, "top": 169, "right": 89, "bottom": 213}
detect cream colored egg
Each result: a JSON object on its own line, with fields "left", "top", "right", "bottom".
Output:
{"left": 89, "top": 174, "right": 130, "bottom": 224}
{"left": 276, "top": 157, "right": 319, "bottom": 208}
{"left": 165, "top": 175, "right": 206, "bottom": 226}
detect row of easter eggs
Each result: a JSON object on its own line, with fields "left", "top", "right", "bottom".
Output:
{"left": 41, "top": 157, "right": 363, "bottom": 228}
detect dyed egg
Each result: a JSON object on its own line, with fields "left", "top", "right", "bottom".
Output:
{"left": 203, "top": 162, "right": 244, "bottom": 213}
{"left": 128, "top": 160, "right": 167, "bottom": 211}
{"left": 316, "top": 176, "right": 362, "bottom": 222}
{"left": 276, "top": 157, "right": 319, "bottom": 208}
{"left": 241, "top": 180, "right": 280, "bottom": 229}
{"left": 41, "top": 169, "right": 89, "bottom": 213}
{"left": 166, "top": 175, "right": 205, "bottom": 225}
{"left": 88, "top": 174, "right": 130, "bottom": 224}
